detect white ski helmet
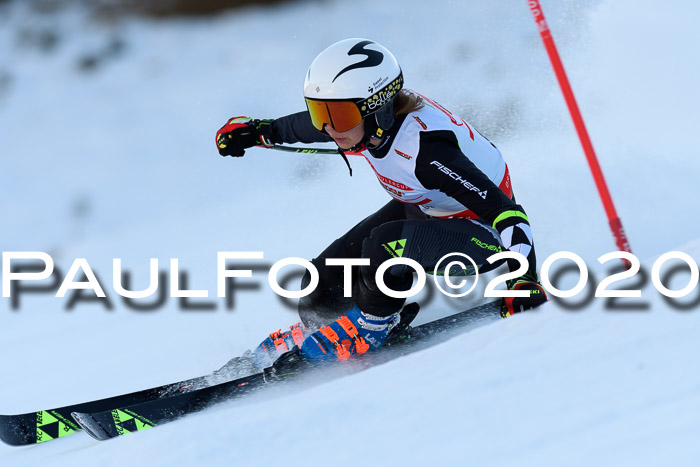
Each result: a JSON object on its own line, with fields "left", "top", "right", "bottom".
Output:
{"left": 304, "top": 38, "right": 403, "bottom": 135}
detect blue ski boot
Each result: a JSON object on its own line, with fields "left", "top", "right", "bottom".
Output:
{"left": 214, "top": 322, "right": 311, "bottom": 380}
{"left": 251, "top": 322, "right": 311, "bottom": 369}
{"left": 299, "top": 304, "right": 400, "bottom": 363}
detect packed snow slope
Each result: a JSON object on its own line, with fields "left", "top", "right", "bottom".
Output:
{"left": 1, "top": 0, "right": 699, "bottom": 465}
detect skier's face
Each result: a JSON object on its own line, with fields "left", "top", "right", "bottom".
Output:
{"left": 325, "top": 121, "right": 365, "bottom": 149}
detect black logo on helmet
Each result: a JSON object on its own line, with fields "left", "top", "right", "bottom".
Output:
{"left": 332, "top": 40, "right": 384, "bottom": 83}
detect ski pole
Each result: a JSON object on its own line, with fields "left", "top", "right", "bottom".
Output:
{"left": 527, "top": 0, "right": 632, "bottom": 256}
{"left": 268, "top": 144, "right": 340, "bottom": 155}
{"left": 267, "top": 143, "right": 354, "bottom": 175}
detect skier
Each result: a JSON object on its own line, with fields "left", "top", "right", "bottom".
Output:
{"left": 215, "top": 38, "right": 547, "bottom": 366}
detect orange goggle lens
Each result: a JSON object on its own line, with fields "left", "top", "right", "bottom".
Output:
{"left": 305, "top": 99, "right": 363, "bottom": 133}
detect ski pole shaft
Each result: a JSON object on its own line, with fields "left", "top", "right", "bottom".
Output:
{"left": 527, "top": 0, "right": 632, "bottom": 256}
{"left": 269, "top": 144, "right": 339, "bottom": 155}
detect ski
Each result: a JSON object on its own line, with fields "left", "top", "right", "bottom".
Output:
{"left": 0, "top": 365, "right": 226, "bottom": 446}
{"left": 72, "top": 300, "right": 501, "bottom": 441}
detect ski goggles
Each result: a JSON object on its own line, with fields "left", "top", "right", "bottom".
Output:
{"left": 304, "top": 98, "right": 364, "bottom": 133}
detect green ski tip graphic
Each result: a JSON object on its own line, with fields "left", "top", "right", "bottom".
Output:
{"left": 36, "top": 410, "right": 77, "bottom": 443}
{"left": 112, "top": 409, "right": 155, "bottom": 436}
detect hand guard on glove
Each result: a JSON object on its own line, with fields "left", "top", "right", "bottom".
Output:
{"left": 501, "top": 270, "right": 548, "bottom": 318}
{"left": 215, "top": 117, "right": 275, "bottom": 157}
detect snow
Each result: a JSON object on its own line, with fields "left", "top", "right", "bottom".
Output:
{"left": 1, "top": 0, "right": 700, "bottom": 465}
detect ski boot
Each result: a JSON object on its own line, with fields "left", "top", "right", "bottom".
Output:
{"left": 299, "top": 304, "right": 401, "bottom": 363}
{"left": 251, "top": 322, "right": 311, "bottom": 369}
{"left": 385, "top": 302, "right": 420, "bottom": 346}
{"left": 214, "top": 322, "right": 311, "bottom": 380}
{"left": 500, "top": 271, "right": 548, "bottom": 318}
{"left": 263, "top": 346, "right": 313, "bottom": 381}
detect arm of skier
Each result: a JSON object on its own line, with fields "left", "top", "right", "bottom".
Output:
{"left": 215, "top": 112, "right": 332, "bottom": 157}
{"left": 414, "top": 130, "right": 536, "bottom": 270}
{"left": 272, "top": 111, "right": 334, "bottom": 144}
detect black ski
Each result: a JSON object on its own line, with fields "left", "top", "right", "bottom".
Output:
{"left": 0, "top": 367, "right": 224, "bottom": 446}
{"left": 72, "top": 300, "right": 501, "bottom": 441}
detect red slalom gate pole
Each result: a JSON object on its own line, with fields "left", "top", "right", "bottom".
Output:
{"left": 527, "top": 0, "right": 632, "bottom": 255}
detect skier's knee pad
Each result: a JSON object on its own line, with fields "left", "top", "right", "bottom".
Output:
{"left": 362, "top": 221, "right": 407, "bottom": 265}
{"left": 357, "top": 222, "right": 415, "bottom": 297}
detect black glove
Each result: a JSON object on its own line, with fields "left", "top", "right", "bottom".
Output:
{"left": 215, "top": 117, "right": 275, "bottom": 157}
{"left": 501, "top": 270, "right": 548, "bottom": 318}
